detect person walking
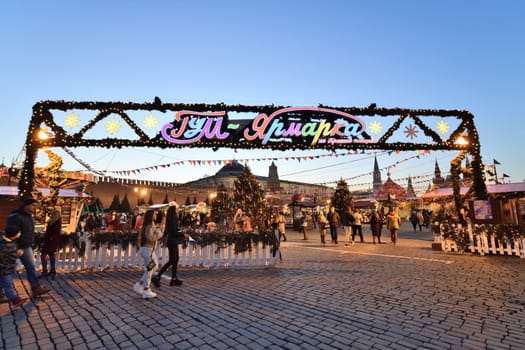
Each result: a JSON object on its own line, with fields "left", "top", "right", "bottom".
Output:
{"left": 327, "top": 207, "right": 340, "bottom": 244}
{"left": 5, "top": 197, "right": 51, "bottom": 298}
{"left": 41, "top": 208, "right": 62, "bottom": 278}
{"left": 0, "top": 230, "right": 28, "bottom": 308}
{"left": 234, "top": 208, "right": 244, "bottom": 232}
{"left": 277, "top": 211, "right": 287, "bottom": 242}
{"left": 370, "top": 209, "right": 383, "bottom": 244}
{"left": 298, "top": 211, "right": 307, "bottom": 240}
{"left": 318, "top": 211, "right": 329, "bottom": 244}
{"left": 243, "top": 214, "right": 253, "bottom": 233}
{"left": 386, "top": 208, "right": 401, "bottom": 245}
{"left": 417, "top": 210, "right": 425, "bottom": 232}
{"left": 341, "top": 207, "right": 355, "bottom": 246}
{"left": 152, "top": 205, "right": 188, "bottom": 287}
{"left": 409, "top": 211, "right": 418, "bottom": 232}
{"left": 133, "top": 210, "right": 164, "bottom": 299}
{"left": 352, "top": 209, "right": 364, "bottom": 243}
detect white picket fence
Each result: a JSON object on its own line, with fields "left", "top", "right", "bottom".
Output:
{"left": 34, "top": 233, "right": 280, "bottom": 272}
{"left": 440, "top": 224, "right": 525, "bottom": 259}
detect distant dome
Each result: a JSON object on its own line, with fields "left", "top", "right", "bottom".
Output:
{"left": 215, "top": 160, "right": 244, "bottom": 178}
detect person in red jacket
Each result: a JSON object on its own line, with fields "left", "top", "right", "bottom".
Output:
{"left": 41, "top": 209, "right": 62, "bottom": 278}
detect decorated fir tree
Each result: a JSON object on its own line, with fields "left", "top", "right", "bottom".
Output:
{"left": 232, "top": 165, "right": 268, "bottom": 229}
{"left": 109, "top": 194, "right": 120, "bottom": 212}
{"left": 33, "top": 149, "right": 67, "bottom": 221}
{"left": 210, "top": 184, "right": 231, "bottom": 224}
{"left": 120, "top": 194, "right": 131, "bottom": 213}
{"left": 331, "top": 178, "right": 353, "bottom": 214}
{"left": 148, "top": 193, "right": 154, "bottom": 205}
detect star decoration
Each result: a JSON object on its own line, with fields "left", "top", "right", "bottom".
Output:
{"left": 436, "top": 120, "right": 450, "bottom": 135}
{"left": 143, "top": 113, "right": 159, "bottom": 130}
{"left": 404, "top": 124, "right": 418, "bottom": 139}
{"left": 105, "top": 117, "right": 122, "bottom": 135}
{"left": 368, "top": 120, "right": 383, "bottom": 135}
{"left": 64, "top": 112, "right": 81, "bottom": 129}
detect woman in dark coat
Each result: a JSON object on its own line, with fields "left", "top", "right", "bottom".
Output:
{"left": 41, "top": 209, "right": 62, "bottom": 277}
{"left": 152, "top": 205, "right": 188, "bottom": 287}
{"left": 369, "top": 209, "right": 383, "bottom": 244}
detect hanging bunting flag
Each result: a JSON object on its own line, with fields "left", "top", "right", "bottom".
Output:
{"left": 95, "top": 149, "right": 392, "bottom": 179}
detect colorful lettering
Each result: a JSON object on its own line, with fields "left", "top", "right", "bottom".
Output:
{"left": 161, "top": 111, "right": 230, "bottom": 144}
{"left": 163, "top": 107, "right": 370, "bottom": 145}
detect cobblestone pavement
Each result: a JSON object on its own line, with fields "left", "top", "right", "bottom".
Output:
{"left": 2, "top": 223, "right": 525, "bottom": 350}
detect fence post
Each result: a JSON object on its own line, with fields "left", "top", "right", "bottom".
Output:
{"left": 108, "top": 243, "right": 115, "bottom": 269}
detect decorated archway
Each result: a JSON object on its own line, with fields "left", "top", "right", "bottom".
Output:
{"left": 19, "top": 99, "right": 488, "bottom": 215}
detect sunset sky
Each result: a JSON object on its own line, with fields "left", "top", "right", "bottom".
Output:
{"left": 2, "top": 1, "right": 523, "bottom": 195}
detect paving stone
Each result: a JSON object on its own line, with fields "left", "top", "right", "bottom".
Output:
{"left": 2, "top": 227, "right": 525, "bottom": 349}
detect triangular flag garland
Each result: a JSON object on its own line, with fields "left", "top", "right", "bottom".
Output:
{"left": 98, "top": 150, "right": 393, "bottom": 177}
{"left": 75, "top": 147, "right": 433, "bottom": 188}
{"left": 319, "top": 152, "right": 432, "bottom": 186}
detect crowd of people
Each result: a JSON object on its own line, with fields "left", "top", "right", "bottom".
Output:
{"left": 295, "top": 206, "right": 423, "bottom": 247}
{"left": 0, "top": 195, "right": 432, "bottom": 307}
{"left": 77, "top": 206, "right": 220, "bottom": 234}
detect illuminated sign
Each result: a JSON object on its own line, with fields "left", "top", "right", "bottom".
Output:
{"left": 162, "top": 111, "right": 230, "bottom": 144}
{"left": 161, "top": 107, "right": 371, "bottom": 146}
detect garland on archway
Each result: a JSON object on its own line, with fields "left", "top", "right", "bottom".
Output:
{"left": 20, "top": 100, "right": 488, "bottom": 219}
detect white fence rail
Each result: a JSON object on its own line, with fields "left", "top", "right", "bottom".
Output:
{"left": 440, "top": 224, "right": 525, "bottom": 259}
{"left": 34, "top": 233, "right": 280, "bottom": 272}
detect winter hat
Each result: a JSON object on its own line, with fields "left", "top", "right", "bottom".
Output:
{"left": 23, "top": 197, "right": 38, "bottom": 206}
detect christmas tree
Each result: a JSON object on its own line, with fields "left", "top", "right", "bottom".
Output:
{"left": 109, "top": 194, "right": 121, "bottom": 212}
{"left": 148, "top": 193, "right": 154, "bottom": 205}
{"left": 120, "top": 194, "right": 131, "bottom": 213}
{"left": 232, "top": 165, "right": 269, "bottom": 229}
{"left": 34, "top": 149, "right": 67, "bottom": 220}
{"left": 331, "top": 178, "right": 353, "bottom": 214}
{"left": 210, "top": 183, "right": 231, "bottom": 224}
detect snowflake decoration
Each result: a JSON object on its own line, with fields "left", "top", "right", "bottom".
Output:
{"left": 64, "top": 112, "right": 81, "bottom": 129}
{"left": 404, "top": 124, "right": 418, "bottom": 139}
{"left": 436, "top": 120, "right": 450, "bottom": 135}
{"left": 368, "top": 120, "right": 383, "bottom": 135}
{"left": 105, "top": 117, "right": 122, "bottom": 135}
{"left": 143, "top": 113, "right": 159, "bottom": 130}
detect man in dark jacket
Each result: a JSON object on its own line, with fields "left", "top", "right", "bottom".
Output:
{"left": 5, "top": 197, "right": 51, "bottom": 298}
{"left": 327, "top": 207, "right": 340, "bottom": 244}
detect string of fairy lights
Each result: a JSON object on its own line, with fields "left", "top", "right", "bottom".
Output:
{"left": 19, "top": 100, "right": 488, "bottom": 210}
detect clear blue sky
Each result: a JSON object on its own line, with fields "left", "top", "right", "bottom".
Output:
{"left": 1, "top": 1, "right": 524, "bottom": 194}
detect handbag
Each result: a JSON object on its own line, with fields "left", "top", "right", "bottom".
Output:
{"left": 146, "top": 256, "right": 156, "bottom": 271}
{"left": 146, "top": 244, "right": 157, "bottom": 271}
